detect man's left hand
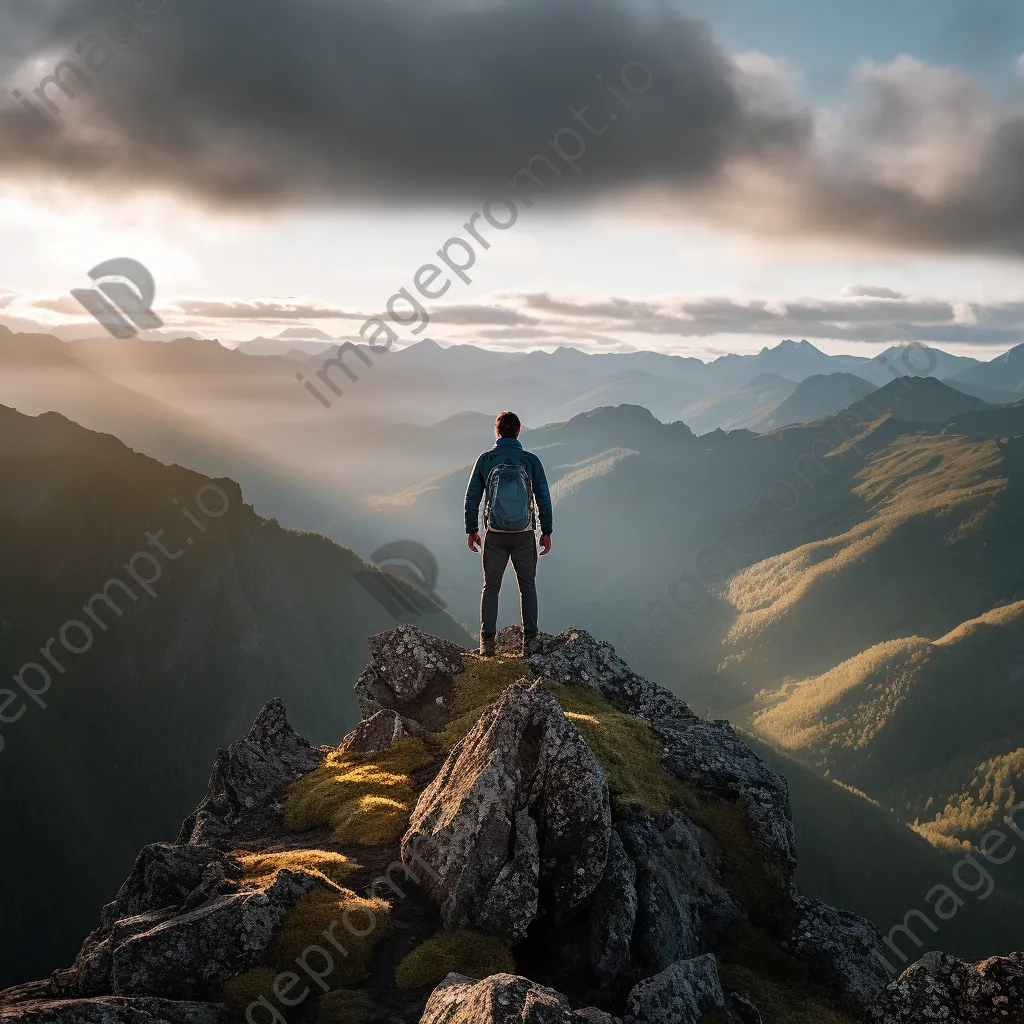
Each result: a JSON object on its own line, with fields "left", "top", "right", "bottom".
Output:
{"left": 539, "top": 534, "right": 552, "bottom": 556}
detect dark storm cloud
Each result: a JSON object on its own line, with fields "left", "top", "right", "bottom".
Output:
{"left": 0, "top": 0, "right": 805, "bottom": 205}
{"left": 2, "top": 0, "right": 1024, "bottom": 252}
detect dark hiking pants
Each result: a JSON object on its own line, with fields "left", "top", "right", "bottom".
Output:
{"left": 481, "top": 529, "right": 538, "bottom": 639}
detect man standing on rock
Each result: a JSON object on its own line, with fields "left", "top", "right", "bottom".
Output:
{"left": 465, "top": 411, "right": 553, "bottom": 657}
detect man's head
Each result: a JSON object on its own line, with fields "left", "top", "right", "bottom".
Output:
{"left": 495, "top": 411, "right": 521, "bottom": 439}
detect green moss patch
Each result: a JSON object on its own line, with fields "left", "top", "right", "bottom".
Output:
{"left": 719, "top": 926, "right": 856, "bottom": 1024}
{"left": 316, "top": 988, "right": 384, "bottom": 1024}
{"left": 284, "top": 736, "right": 435, "bottom": 844}
{"left": 546, "top": 682, "right": 688, "bottom": 814}
{"left": 395, "top": 929, "right": 515, "bottom": 989}
{"left": 220, "top": 967, "right": 279, "bottom": 1015}
{"left": 437, "top": 654, "right": 537, "bottom": 751}
{"left": 720, "top": 965, "right": 856, "bottom": 1024}
{"left": 271, "top": 888, "right": 392, "bottom": 987}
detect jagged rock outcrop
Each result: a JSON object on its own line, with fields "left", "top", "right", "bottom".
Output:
{"left": 401, "top": 682, "right": 612, "bottom": 943}
{"left": 52, "top": 844, "right": 243, "bottom": 998}
{"left": 870, "top": 951, "right": 1024, "bottom": 1022}
{"left": 525, "top": 630, "right": 796, "bottom": 879}
{"left": 656, "top": 719, "right": 796, "bottom": 879}
{"left": 524, "top": 628, "right": 696, "bottom": 726}
{"left": 177, "top": 698, "right": 321, "bottom": 845}
{"left": 2, "top": 624, "right": 979, "bottom": 1024}
{"left": 2, "top": 700, "right": 331, "bottom": 1023}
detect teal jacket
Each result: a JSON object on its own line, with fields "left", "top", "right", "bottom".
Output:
{"left": 464, "top": 438, "right": 553, "bottom": 535}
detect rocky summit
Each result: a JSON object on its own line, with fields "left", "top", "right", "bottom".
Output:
{"left": 1, "top": 626, "right": 1018, "bottom": 1023}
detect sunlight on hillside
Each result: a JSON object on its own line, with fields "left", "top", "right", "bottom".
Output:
{"left": 753, "top": 637, "right": 932, "bottom": 755}
{"left": 724, "top": 434, "right": 1006, "bottom": 648}
{"left": 915, "top": 747, "right": 1024, "bottom": 844}
{"left": 548, "top": 448, "right": 637, "bottom": 501}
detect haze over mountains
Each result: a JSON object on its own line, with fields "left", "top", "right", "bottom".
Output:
{"left": 6, "top": 325, "right": 1024, "bottom": 996}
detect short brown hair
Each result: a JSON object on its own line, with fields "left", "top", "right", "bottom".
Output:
{"left": 496, "top": 411, "right": 521, "bottom": 438}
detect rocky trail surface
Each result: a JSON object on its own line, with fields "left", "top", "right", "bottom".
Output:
{"left": 3, "top": 626, "right": 1021, "bottom": 1023}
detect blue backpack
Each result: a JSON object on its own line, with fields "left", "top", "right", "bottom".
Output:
{"left": 485, "top": 458, "right": 534, "bottom": 532}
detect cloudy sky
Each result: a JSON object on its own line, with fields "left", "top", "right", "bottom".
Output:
{"left": 2, "top": 0, "right": 1024, "bottom": 358}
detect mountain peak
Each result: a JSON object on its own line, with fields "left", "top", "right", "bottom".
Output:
{"left": 9, "top": 624, "right": 899, "bottom": 1024}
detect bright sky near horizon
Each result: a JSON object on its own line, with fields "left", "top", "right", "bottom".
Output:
{"left": 1, "top": 0, "right": 1024, "bottom": 361}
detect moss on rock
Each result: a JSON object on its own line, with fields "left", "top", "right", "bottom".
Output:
{"left": 220, "top": 967, "right": 279, "bottom": 1015}
{"left": 284, "top": 736, "right": 434, "bottom": 844}
{"left": 236, "top": 849, "right": 358, "bottom": 889}
{"left": 271, "top": 888, "right": 392, "bottom": 985}
{"left": 316, "top": 988, "right": 383, "bottom": 1023}
{"left": 394, "top": 929, "right": 516, "bottom": 989}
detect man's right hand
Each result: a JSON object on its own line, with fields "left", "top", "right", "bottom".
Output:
{"left": 468, "top": 531, "right": 482, "bottom": 553}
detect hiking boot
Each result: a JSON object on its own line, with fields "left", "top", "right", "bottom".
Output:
{"left": 479, "top": 636, "right": 496, "bottom": 657}
{"left": 523, "top": 633, "right": 543, "bottom": 658}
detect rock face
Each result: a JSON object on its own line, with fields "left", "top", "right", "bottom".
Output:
{"left": 2, "top": 624, "right": 988, "bottom": 1024}
{"left": 870, "top": 951, "right": 1024, "bottom": 1022}
{"left": 618, "top": 813, "right": 741, "bottom": 975}
{"left": 338, "top": 707, "right": 407, "bottom": 757}
{"left": 780, "top": 895, "right": 892, "bottom": 1011}
{"left": 401, "top": 682, "right": 612, "bottom": 943}
{"left": 524, "top": 628, "right": 696, "bottom": 726}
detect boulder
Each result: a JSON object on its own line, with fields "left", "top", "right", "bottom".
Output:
{"left": 53, "top": 700, "right": 329, "bottom": 1002}
{"left": 354, "top": 624, "right": 465, "bottom": 716}
{"left": 108, "top": 869, "right": 321, "bottom": 998}
{"left": 177, "top": 698, "right": 321, "bottom": 845}
{"left": 780, "top": 894, "right": 889, "bottom": 1010}
{"left": 622, "top": 954, "right": 729, "bottom": 1024}
{"left": 572, "top": 1011, "right": 621, "bottom": 1024}
{"left": 53, "top": 844, "right": 241, "bottom": 997}
{"left": 419, "top": 973, "right": 576, "bottom": 1024}
{"left": 869, "top": 951, "right": 1024, "bottom": 1022}
{"left": 402, "top": 682, "right": 611, "bottom": 943}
